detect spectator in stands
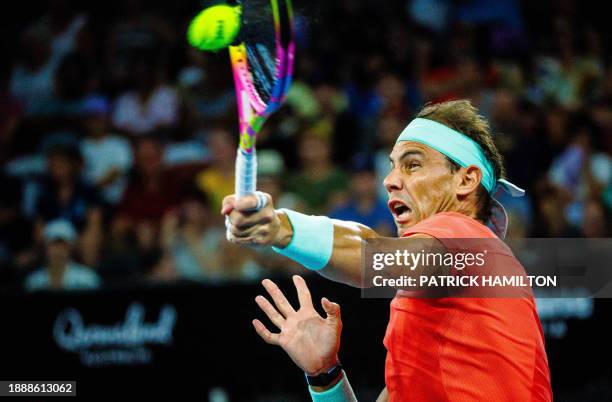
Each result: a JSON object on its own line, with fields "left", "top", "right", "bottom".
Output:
{"left": 257, "top": 149, "right": 301, "bottom": 211}
{"left": 533, "top": 183, "right": 580, "bottom": 237}
{"left": 580, "top": 197, "right": 610, "bottom": 237}
{"left": 10, "top": 11, "right": 87, "bottom": 115}
{"left": 32, "top": 144, "right": 103, "bottom": 266}
{"left": 195, "top": 127, "right": 236, "bottom": 212}
{"left": 178, "top": 48, "right": 235, "bottom": 126}
{"left": 111, "top": 57, "right": 179, "bottom": 136}
{"left": 374, "top": 116, "right": 407, "bottom": 201}
{"left": 376, "top": 73, "right": 411, "bottom": 121}
{"left": 112, "top": 137, "right": 181, "bottom": 250}
{"left": 330, "top": 154, "right": 395, "bottom": 236}
{"left": 105, "top": 0, "right": 175, "bottom": 90}
{"left": 548, "top": 124, "right": 612, "bottom": 229}
{"left": 160, "top": 187, "right": 221, "bottom": 281}
{"left": 286, "top": 126, "right": 348, "bottom": 214}
{"left": 161, "top": 186, "right": 262, "bottom": 282}
{"left": 24, "top": 219, "right": 100, "bottom": 291}
{"left": 80, "top": 96, "right": 132, "bottom": 204}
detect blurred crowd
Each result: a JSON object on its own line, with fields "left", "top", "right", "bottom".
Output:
{"left": 0, "top": 0, "right": 610, "bottom": 292}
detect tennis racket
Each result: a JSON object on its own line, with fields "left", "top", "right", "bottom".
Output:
{"left": 229, "top": 0, "right": 295, "bottom": 205}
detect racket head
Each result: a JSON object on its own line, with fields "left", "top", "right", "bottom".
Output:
{"left": 229, "top": 0, "right": 295, "bottom": 153}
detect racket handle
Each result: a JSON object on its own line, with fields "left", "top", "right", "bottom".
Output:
{"left": 235, "top": 148, "right": 257, "bottom": 198}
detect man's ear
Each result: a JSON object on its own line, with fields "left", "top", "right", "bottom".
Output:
{"left": 456, "top": 166, "right": 482, "bottom": 196}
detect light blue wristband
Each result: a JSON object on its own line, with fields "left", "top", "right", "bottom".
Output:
{"left": 309, "top": 375, "right": 357, "bottom": 402}
{"left": 272, "top": 209, "right": 334, "bottom": 270}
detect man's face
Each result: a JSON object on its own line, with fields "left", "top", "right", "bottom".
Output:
{"left": 48, "top": 154, "right": 75, "bottom": 183}
{"left": 46, "top": 240, "right": 71, "bottom": 265}
{"left": 384, "top": 141, "right": 458, "bottom": 236}
{"left": 299, "top": 135, "right": 330, "bottom": 166}
{"left": 352, "top": 171, "right": 376, "bottom": 198}
{"left": 182, "top": 199, "right": 208, "bottom": 223}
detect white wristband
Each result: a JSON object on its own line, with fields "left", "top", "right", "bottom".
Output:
{"left": 272, "top": 209, "right": 334, "bottom": 270}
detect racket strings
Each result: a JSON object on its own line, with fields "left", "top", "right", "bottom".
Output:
{"left": 246, "top": 44, "right": 277, "bottom": 102}
{"left": 240, "top": 0, "right": 279, "bottom": 105}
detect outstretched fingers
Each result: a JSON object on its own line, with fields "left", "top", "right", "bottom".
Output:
{"left": 262, "top": 279, "right": 295, "bottom": 317}
{"left": 255, "top": 295, "right": 285, "bottom": 328}
{"left": 292, "top": 275, "right": 313, "bottom": 310}
{"left": 252, "top": 319, "right": 280, "bottom": 345}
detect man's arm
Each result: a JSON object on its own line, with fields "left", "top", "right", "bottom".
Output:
{"left": 222, "top": 194, "right": 381, "bottom": 288}
{"left": 223, "top": 194, "right": 443, "bottom": 290}
{"left": 281, "top": 211, "right": 380, "bottom": 287}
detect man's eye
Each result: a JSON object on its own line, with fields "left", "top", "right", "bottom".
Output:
{"left": 408, "top": 163, "right": 421, "bottom": 170}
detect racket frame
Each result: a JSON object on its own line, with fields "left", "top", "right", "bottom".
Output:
{"left": 229, "top": 0, "right": 294, "bottom": 198}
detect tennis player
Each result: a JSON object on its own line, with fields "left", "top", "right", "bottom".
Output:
{"left": 222, "top": 100, "right": 553, "bottom": 401}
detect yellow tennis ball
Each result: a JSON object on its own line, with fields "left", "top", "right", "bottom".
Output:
{"left": 187, "top": 4, "right": 241, "bottom": 52}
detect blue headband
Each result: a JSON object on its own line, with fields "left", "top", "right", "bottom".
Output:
{"left": 397, "top": 118, "right": 525, "bottom": 238}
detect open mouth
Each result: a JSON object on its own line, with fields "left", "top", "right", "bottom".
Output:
{"left": 388, "top": 199, "right": 412, "bottom": 223}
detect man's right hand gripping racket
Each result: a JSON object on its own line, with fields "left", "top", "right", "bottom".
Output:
{"left": 229, "top": 0, "right": 295, "bottom": 209}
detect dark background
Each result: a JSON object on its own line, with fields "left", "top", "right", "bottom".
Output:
{"left": 2, "top": 278, "right": 612, "bottom": 401}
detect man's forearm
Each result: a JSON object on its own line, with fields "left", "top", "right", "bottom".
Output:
{"left": 320, "top": 220, "right": 379, "bottom": 288}
{"left": 274, "top": 211, "right": 380, "bottom": 288}
{"left": 273, "top": 210, "right": 450, "bottom": 291}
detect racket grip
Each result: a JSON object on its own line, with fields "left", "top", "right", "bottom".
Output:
{"left": 235, "top": 148, "right": 257, "bottom": 198}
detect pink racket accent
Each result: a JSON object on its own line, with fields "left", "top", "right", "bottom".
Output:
{"left": 230, "top": 0, "right": 294, "bottom": 199}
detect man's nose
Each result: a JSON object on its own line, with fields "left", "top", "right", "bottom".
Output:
{"left": 384, "top": 168, "right": 403, "bottom": 193}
